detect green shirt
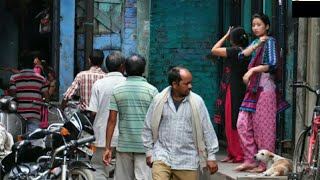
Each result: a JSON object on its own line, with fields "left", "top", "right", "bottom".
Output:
{"left": 109, "top": 76, "right": 158, "bottom": 153}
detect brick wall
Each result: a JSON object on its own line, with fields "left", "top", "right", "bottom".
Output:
{"left": 148, "top": 0, "right": 220, "bottom": 121}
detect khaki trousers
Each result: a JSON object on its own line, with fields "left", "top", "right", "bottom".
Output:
{"left": 152, "top": 160, "right": 198, "bottom": 180}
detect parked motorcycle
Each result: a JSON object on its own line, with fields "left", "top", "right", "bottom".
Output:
{"left": 1, "top": 101, "right": 96, "bottom": 180}
{"left": 0, "top": 96, "right": 26, "bottom": 142}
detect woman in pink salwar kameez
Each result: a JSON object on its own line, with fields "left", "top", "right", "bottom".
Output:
{"left": 234, "top": 13, "right": 289, "bottom": 173}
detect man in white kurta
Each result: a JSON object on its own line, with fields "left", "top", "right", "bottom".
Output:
{"left": 88, "top": 51, "right": 126, "bottom": 179}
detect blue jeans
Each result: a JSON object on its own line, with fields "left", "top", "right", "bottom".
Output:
{"left": 26, "top": 119, "right": 40, "bottom": 133}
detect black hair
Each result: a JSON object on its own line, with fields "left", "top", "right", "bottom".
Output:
{"left": 230, "top": 27, "right": 249, "bottom": 48}
{"left": 20, "top": 55, "right": 35, "bottom": 69}
{"left": 252, "top": 13, "right": 270, "bottom": 31}
{"left": 168, "top": 66, "right": 188, "bottom": 86}
{"left": 89, "top": 49, "right": 104, "bottom": 66}
{"left": 105, "top": 51, "right": 125, "bottom": 72}
{"left": 125, "top": 54, "right": 146, "bottom": 76}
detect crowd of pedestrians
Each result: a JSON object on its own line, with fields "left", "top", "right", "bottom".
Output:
{"left": 1, "top": 12, "right": 290, "bottom": 180}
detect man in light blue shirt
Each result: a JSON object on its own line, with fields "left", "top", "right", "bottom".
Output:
{"left": 142, "top": 66, "right": 219, "bottom": 180}
{"left": 103, "top": 54, "right": 158, "bottom": 180}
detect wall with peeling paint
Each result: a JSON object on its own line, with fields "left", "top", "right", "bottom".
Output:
{"left": 75, "top": 0, "right": 137, "bottom": 72}
{"left": 59, "top": 0, "right": 75, "bottom": 98}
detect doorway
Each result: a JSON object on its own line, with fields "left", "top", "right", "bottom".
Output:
{"left": 0, "top": 0, "right": 54, "bottom": 89}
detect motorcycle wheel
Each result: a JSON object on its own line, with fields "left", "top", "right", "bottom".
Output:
{"left": 68, "top": 168, "right": 95, "bottom": 180}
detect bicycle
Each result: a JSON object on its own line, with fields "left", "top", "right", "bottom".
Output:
{"left": 291, "top": 82, "right": 320, "bottom": 180}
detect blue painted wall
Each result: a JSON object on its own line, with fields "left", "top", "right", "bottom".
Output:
{"left": 75, "top": 0, "right": 137, "bottom": 71}
{"left": 77, "top": 34, "right": 121, "bottom": 70}
{"left": 59, "top": 0, "right": 75, "bottom": 100}
{"left": 121, "top": 0, "right": 137, "bottom": 57}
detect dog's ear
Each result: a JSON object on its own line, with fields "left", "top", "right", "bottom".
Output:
{"left": 269, "top": 154, "right": 274, "bottom": 159}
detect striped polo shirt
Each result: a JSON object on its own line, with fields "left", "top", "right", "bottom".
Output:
{"left": 9, "top": 69, "right": 48, "bottom": 121}
{"left": 109, "top": 76, "right": 158, "bottom": 153}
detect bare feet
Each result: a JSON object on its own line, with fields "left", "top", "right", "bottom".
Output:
{"left": 232, "top": 157, "right": 244, "bottom": 163}
{"left": 220, "top": 156, "right": 233, "bottom": 163}
{"left": 248, "top": 165, "right": 266, "bottom": 173}
{"left": 234, "top": 162, "right": 258, "bottom": 171}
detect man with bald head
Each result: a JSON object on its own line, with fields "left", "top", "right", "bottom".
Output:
{"left": 103, "top": 54, "right": 158, "bottom": 180}
{"left": 142, "top": 66, "right": 219, "bottom": 180}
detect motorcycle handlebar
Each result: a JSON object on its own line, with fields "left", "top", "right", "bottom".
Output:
{"left": 73, "top": 135, "right": 96, "bottom": 146}
{"left": 32, "top": 100, "right": 50, "bottom": 107}
{"left": 50, "top": 135, "right": 95, "bottom": 168}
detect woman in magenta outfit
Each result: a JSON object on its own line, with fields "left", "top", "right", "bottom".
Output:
{"left": 234, "top": 13, "right": 289, "bottom": 172}
{"left": 33, "top": 56, "right": 45, "bottom": 76}
{"left": 211, "top": 26, "right": 250, "bottom": 163}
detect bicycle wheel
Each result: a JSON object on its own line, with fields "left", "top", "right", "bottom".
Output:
{"left": 293, "top": 129, "right": 310, "bottom": 179}
{"left": 309, "top": 133, "right": 320, "bottom": 180}
{"left": 315, "top": 133, "right": 320, "bottom": 179}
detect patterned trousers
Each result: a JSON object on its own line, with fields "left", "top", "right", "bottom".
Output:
{"left": 237, "top": 91, "right": 277, "bottom": 165}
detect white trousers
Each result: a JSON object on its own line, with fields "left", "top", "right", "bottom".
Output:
{"left": 114, "top": 151, "right": 152, "bottom": 180}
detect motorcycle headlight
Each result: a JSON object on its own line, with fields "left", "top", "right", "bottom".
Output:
{"left": 8, "top": 100, "right": 18, "bottom": 111}
{"left": 0, "top": 96, "right": 18, "bottom": 112}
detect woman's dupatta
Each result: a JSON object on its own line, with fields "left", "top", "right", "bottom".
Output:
{"left": 239, "top": 42, "right": 289, "bottom": 113}
{"left": 239, "top": 44, "right": 266, "bottom": 112}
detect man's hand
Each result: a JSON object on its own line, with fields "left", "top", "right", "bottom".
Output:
{"left": 146, "top": 156, "right": 153, "bottom": 168}
{"left": 102, "top": 148, "right": 112, "bottom": 166}
{"left": 207, "top": 160, "right": 218, "bottom": 174}
{"left": 61, "top": 99, "right": 68, "bottom": 111}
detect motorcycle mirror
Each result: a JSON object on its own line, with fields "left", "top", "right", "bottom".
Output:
{"left": 28, "top": 128, "right": 50, "bottom": 140}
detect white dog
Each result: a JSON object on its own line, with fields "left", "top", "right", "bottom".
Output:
{"left": 0, "top": 123, "right": 14, "bottom": 160}
{"left": 254, "top": 149, "right": 293, "bottom": 176}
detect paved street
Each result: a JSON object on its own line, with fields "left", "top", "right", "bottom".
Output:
{"left": 47, "top": 103, "right": 289, "bottom": 180}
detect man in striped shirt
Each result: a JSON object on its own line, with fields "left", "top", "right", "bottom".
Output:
{"left": 61, "top": 49, "right": 106, "bottom": 116}
{"left": 103, "top": 54, "right": 158, "bottom": 180}
{"left": 9, "top": 57, "right": 49, "bottom": 133}
{"left": 142, "top": 67, "right": 219, "bottom": 180}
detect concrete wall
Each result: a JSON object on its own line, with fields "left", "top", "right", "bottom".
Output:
{"left": 305, "top": 18, "right": 320, "bottom": 124}
{"left": 148, "top": 0, "right": 220, "bottom": 121}
{"left": 283, "top": 0, "right": 295, "bottom": 142}
{"left": 137, "top": 0, "right": 150, "bottom": 76}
